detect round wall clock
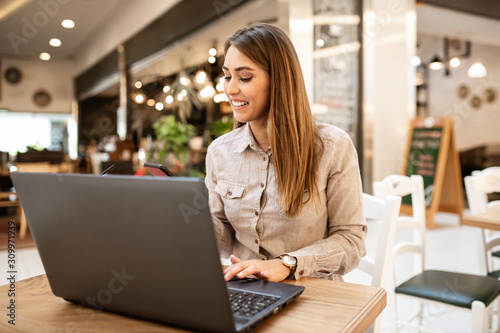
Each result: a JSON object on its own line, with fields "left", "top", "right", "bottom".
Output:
{"left": 457, "top": 84, "right": 469, "bottom": 99}
{"left": 4, "top": 67, "right": 22, "bottom": 84}
{"left": 484, "top": 87, "right": 497, "bottom": 103}
{"left": 33, "top": 89, "right": 52, "bottom": 107}
{"left": 470, "top": 95, "right": 481, "bottom": 109}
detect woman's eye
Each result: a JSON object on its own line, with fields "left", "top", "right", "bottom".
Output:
{"left": 223, "top": 76, "right": 231, "bottom": 81}
{"left": 240, "top": 77, "right": 252, "bottom": 82}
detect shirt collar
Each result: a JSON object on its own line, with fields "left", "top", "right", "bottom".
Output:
{"left": 235, "top": 123, "right": 272, "bottom": 155}
{"left": 234, "top": 123, "right": 254, "bottom": 153}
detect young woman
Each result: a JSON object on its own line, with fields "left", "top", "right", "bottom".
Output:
{"left": 205, "top": 23, "right": 366, "bottom": 282}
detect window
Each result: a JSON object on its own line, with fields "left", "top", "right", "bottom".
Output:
{"left": 0, "top": 111, "right": 75, "bottom": 158}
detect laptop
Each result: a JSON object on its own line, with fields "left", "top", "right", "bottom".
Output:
{"left": 11, "top": 172, "right": 304, "bottom": 332}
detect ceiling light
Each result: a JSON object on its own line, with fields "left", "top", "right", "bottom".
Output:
{"left": 209, "top": 48, "right": 217, "bottom": 56}
{"left": 468, "top": 62, "right": 487, "bottom": 78}
{"left": 411, "top": 56, "right": 421, "bottom": 67}
{"left": 134, "top": 93, "right": 145, "bottom": 104}
{"left": 163, "top": 85, "right": 170, "bottom": 93}
{"left": 155, "top": 102, "right": 164, "bottom": 111}
{"left": 165, "top": 95, "right": 174, "bottom": 104}
{"left": 61, "top": 19, "right": 75, "bottom": 28}
{"left": 449, "top": 57, "right": 461, "bottom": 68}
{"left": 195, "top": 71, "right": 207, "bottom": 84}
{"left": 39, "top": 52, "right": 51, "bottom": 61}
{"left": 428, "top": 55, "right": 443, "bottom": 70}
{"left": 135, "top": 81, "right": 142, "bottom": 89}
{"left": 180, "top": 76, "right": 189, "bottom": 86}
{"left": 316, "top": 39, "right": 325, "bottom": 47}
{"left": 49, "top": 38, "right": 61, "bottom": 47}
{"left": 147, "top": 99, "right": 155, "bottom": 107}
{"left": 200, "top": 85, "right": 216, "bottom": 99}
{"left": 208, "top": 56, "right": 216, "bottom": 64}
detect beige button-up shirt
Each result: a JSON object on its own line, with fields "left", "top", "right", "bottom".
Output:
{"left": 205, "top": 122, "right": 366, "bottom": 281}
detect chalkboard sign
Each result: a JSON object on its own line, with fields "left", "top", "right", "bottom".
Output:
{"left": 403, "top": 127, "right": 443, "bottom": 207}
{"left": 401, "top": 117, "right": 463, "bottom": 228}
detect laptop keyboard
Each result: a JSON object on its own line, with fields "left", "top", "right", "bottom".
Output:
{"left": 228, "top": 289, "right": 280, "bottom": 317}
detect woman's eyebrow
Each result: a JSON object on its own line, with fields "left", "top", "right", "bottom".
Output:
{"left": 222, "top": 65, "right": 255, "bottom": 72}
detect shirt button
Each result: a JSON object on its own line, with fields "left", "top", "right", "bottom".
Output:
{"left": 262, "top": 157, "right": 266, "bottom": 161}
{"left": 260, "top": 183, "right": 264, "bottom": 188}
{"left": 299, "top": 270, "right": 304, "bottom": 276}
{"left": 254, "top": 211, "right": 258, "bottom": 216}
{"left": 227, "top": 191, "right": 232, "bottom": 196}
{"left": 254, "top": 239, "right": 258, "bottom": 244}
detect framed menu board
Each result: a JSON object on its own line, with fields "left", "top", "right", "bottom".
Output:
{"left": 401, "top": 117, "right": 463, "bottom": 228}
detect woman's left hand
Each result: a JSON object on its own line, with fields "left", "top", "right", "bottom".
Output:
{"left": 223, "top": 255, "right": 291, "bottom": 282}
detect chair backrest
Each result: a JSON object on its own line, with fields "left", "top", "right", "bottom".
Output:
{"left": 358, "top": 193, "right": 401, "bottom": 333}
{"left": 359, "top": 193, "right": 401, "bottom": 288}
{"left": 471, "top": 166, "right": 500, "bottom": 177}
{"left": 373, "top": 175, "right": 427, "bottom": 278}
{"left": 464, "top": 169, "right": 500, "bottom": 275}
{"left": 465, "top": 168, "right": 500, "bottom": 215}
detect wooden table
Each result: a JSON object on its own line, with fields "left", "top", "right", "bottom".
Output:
{"left": 462, "top": 212, "right": 500, "bottom": 231}
{"left": 462, "top": 209, "right": 500, "bottom": 274}
{"left": 0, "top": 274, "right": 386, "bottom": 333}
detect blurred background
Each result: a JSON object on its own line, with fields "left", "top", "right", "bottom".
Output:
{"left": 0, "top": 0, "right": 498, "bottom": 187}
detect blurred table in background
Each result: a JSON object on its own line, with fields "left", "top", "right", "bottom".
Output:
{"left": 15, "top": 161, "right": 75, "bottom": 173}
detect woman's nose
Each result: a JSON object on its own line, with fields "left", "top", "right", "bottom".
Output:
{"left": 224, "top": 78, "right": 239, "bottom": 96}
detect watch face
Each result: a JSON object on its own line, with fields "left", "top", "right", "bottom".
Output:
{"left": 283, "top": 256, "right": 296, "bottom": 266}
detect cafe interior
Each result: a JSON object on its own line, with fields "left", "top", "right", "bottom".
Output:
{"left": 0, "top": 0, "right": 500, "bottom": 332}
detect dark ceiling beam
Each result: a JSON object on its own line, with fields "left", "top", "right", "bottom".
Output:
{"left": 125, "top": 0, "right": 249, "bottom": 67}
{"left": 75, "top": 0, "right": 249, "bottom": 98}
{"left": 418, "top": 0, "right": 500, "bottom": 21}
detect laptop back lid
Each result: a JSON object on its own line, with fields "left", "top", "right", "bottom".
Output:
{"left": 11, "top": 172, "right": 236, "bottom": 332}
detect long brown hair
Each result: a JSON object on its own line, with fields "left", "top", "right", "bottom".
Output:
{"left": 225, "top": 22, "right": 321, "bottom": 217}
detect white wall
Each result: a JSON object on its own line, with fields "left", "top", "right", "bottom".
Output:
{"left": 288, "top": 0, "right": 313, "bottom": 103}
{"left": 363, "top": 0, "right": 416, "bottom": 188}
{"left": 0, "top": 58, "right": 73, "bottom": 113}
{"left": 419, "top": 34, "right": 500, "bottom": 151}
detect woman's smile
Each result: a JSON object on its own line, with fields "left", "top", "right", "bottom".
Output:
{"left": 222, "top": 46, "right": 270, "bottom": 125}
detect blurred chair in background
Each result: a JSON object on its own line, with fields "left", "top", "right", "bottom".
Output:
{"left": 374, "top": 174, "right": 500, "bottom": 333}
{"left": 356, "top": 193, "right": 401, "bottom": 333}
{"left": 465, "top": 167, "right": 500, "bottom": 278}
{"left": 101, "top": 160, "right": 134, "bottom": 175}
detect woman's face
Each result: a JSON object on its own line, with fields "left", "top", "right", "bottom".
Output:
{"left": 222, "top": 46, "right": 270, "bottom": 126}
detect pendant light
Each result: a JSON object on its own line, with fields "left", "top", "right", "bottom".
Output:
{"left": 467, "top": 62, "right": 487, "bottom": 78}
{"left": 428, "top": 55, "right": 443, "bottom": 70}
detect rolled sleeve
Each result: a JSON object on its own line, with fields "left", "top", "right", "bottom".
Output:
{"left": 289, "top": 225, "right": 366, "bottom": 280}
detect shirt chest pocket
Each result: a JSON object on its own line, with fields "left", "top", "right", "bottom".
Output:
{"left": 215, "top": 180, "right": 245, "bottom": 221}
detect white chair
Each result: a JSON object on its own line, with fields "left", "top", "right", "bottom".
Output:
{"left": 357, "top": 193, "right": 402, "bottom": 333}
{"left": 464, "top": 168, "right": 500, "bottom": 278}
{"left": 374, "top": 174, "right": 500, "bottom": 333}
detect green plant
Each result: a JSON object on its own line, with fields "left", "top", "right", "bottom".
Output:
{"left": 153, "top": 115, "right": 197, "bottom": 164}
{"left": 210, "top": 117, "right": 233, "bottom": 139}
